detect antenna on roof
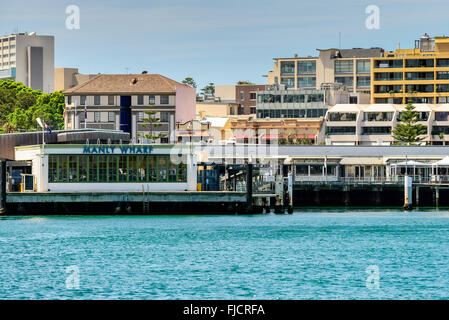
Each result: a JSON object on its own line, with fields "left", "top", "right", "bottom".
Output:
{"left": 339, "top": 32, "right": 341, "bottom": 50}
{"left": 125, "top": 67, "right": 129, "bottom": 74}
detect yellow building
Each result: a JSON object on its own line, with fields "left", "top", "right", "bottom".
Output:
{"left": 371, "top": 34, "right": 449, "bottom": 104}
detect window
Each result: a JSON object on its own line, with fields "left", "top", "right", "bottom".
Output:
{"left": 160, "top": 137, "right": 168, "bottom": 144}
{"left": 437, "top": 59, "right": 449, "bottom": 67}
{"left": 335, "top": 77, "right": 353, "bottom": 88}
{"left": 280, "top": 61, "right": 295, "bottom": 75}
{"left": 67, "top": 96, "right": 72, "bottom": 104}
{"left": 94, "top": 111, "right": 100, "bottom": 122}
{"left": 281, "top": 77, "right": 295, "bottom": 88}
{"left": 405, "top": 59, "right": 434, "bottom": 68}
{"left": 297, "top": 77, "right": 316, "bottom": 88}
{"left": 328, "top": 113, "right": 357, "bottom": 121}
{"left": 160, "top": 95, "right": 169, "bottom": 104}
{"left": 435, "top": 112, "right": 449, "bottom": 121}
{"left": 335, "top": 60, "right": 353, "bottom": 73}
{"left": 357, "top": 60, "right": 371, "bottom": 74}
{"left": 364, "top": 112, "right": 393, "bottom": 122}
{"left": 240, "top": 91, "right": 244, "bottom": 100}
{"left": 88, "top": 156, "right": 98, "bottom": 182}
{"left": 160, "top": 112, "right": 169, "bottom": 122}
{"left": 49, "top": 155, "right": 57, "bottom": 183}
{"left": 138, "top": 112, "right": 144, "bottom": 122}
{"left": 357, "top": 76, "right": 370, "bottom": 88}
{"left": 374, "top": 72, "right": 403, "bottom": 81}
{"left": 437, "top": 72, "right": 449, "bottom": 80}
{"left": 298, "top": 61, "right": 316, "bottom": 74}
{"left": 158, "top": 156, "right": 168, "bottom": 181}
{"left": 80, "top": 96, "right": 86, "bottom": 105}
{"left": 250, "top": 107, "right": 256, "bottom": 114}
{"left": 406, "top": 72, "right": 434, "bottom": 80}
{"left": 108, "top": 112, "right": 115, "bottom": 122}
{"left": 149, "top": 95, "right": 155, "bottom": 104}
{"left": 326, "top": 126, "right": 356, "bottom": 135}
{"left": 94, "top": 96, "right": 100, "bottom": 105}
{"left": 250, "top": 92, "right": 256, "bottom": 100}
{"left": 362, "top": 127, "right": 392, "bottom": 135}
{"left": 374, "top": 60, "right": 403, "bottom": 68}
{"left": 137, "top": 95, "right": 144, "bottom": 105}
{"left": 108, "top": 96, "right": 114, "bottom": 105}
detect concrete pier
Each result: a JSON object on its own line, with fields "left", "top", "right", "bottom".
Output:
{"left": 6, "top": 191, "right": 249, "bottom": 215}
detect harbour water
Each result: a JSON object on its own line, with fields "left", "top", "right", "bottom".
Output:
{"left": 1, "top": 209, "right": 449, "bottom": 300}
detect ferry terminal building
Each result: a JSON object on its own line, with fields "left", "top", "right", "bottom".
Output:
{"left": 14, "top": 144, "right": 197, "bottom": 192}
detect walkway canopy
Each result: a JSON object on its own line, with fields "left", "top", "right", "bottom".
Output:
{"left": 391, "top": 160, "right": 431, "bottom": 177}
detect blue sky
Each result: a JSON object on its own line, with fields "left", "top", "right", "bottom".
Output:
{"left": 1, "top": 0, "right": 449, "bottom": 89}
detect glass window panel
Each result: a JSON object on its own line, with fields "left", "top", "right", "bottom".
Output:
{"left": 118, "top": 156, "right": 127, "bottom": 182}
{"left": 88, "top": 155, "right": 98, "bottom": 182}
{"left": 158, "top": 156, "right": 168, "bottom": 182}
{"left": 79, "top": 155, "right": 88, "bottom": 182}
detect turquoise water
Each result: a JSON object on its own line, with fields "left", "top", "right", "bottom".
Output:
{"left": 1, "top": 210, "right": 449, "bottom": 300}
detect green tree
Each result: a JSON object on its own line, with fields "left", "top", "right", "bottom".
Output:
{"left": 201, "top": 82, "right": 215, "bottom": 96}
{"left": 138, "top": 107, "right": 167, "bottom": 143}
{"left": 392, "top": 102, "right": 427, "bottom": 145}
{"left": 0, "top": 79, "right": 64, "bottom": 133}
{"left": 182, "top": 77, "right": 197, "bottom": 88}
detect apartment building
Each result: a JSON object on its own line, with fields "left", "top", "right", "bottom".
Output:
{"left": 324, "top": 103, "right": 449, "bottom": 145}
{"left": 54, "top": 68, "right": 97, "bottom": 91}
{"left": 63, "top": 73, "right": 196, "bottom": 143}
{"left": 268, "top": 48, "right": 384, "bottom": 95}
{"left": 0, "top": 32, "right": 54, "bottom": 93}
{"left": 371, "top": 34, "right": 449, "bottom": 104}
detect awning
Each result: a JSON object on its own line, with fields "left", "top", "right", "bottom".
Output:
{"left": 260, "top": 135, "right": 279, "bottom": 140}
{"left": 339, "top": 157, "right": 384, "bottom": 165}
{"left": 433, "top": 157, "right": 449, "bottom": 166}
{"left": 392, "top": 160, "right": 430, "bottom": 167}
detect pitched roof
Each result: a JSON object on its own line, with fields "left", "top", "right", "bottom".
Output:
{"left": 64, "top": 74, "right": 189, "bottom": 95}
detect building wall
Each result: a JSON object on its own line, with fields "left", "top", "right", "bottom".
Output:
{"left": 175, "top": 85, "right": 196, "bottom": 124}
{"left": 13, "top": 34, "right": 54, "bottom": 93}
{"left": 215, "top": 85, "right": 236, "bottom": 101}
{"left": 196, "top": 102, "right": 238, "bottom": 117}
{"left": 235, "top": 85, "right": 265, "bottom": 115}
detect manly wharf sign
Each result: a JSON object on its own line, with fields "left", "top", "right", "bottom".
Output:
{"left": 83, "top": 145, "right": 154, "bottom": 155}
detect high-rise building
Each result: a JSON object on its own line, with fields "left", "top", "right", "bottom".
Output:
{"left": 0, "top": 32, "right": 54, "bottom": 93}
{"left": 371, "top": 34, "right": 449, "bottom": 104}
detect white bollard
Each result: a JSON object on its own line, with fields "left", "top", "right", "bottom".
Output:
{"left": 404, "top": 176, "right": 413, "bottom": 210}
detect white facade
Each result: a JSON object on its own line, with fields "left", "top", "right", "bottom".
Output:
{"left": 324, "top": 104, "right": 449, "bottom": 146}
{"left": 0, "top": 33, "right": 54, "bottom": 93}
{"left": 14, "top": 144, "right": 197, "bottom": 193}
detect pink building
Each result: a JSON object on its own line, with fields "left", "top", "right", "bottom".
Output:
{"left": 64, "top": 73, "right": 196, "bottom": 143}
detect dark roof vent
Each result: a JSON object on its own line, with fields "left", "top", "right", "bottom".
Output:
{"left": 142, "top": 71, "right": 148, "bottom": 74}
{"left": 131, "top": 78, "right": 138, "bottom": 85}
